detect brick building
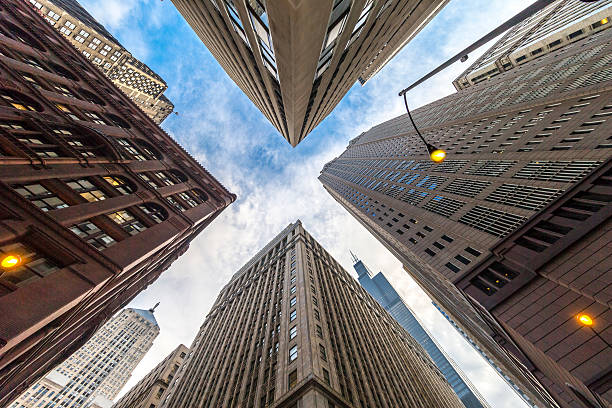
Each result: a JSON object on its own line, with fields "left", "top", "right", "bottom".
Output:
{"left": 0, "top": 1, "right": 235, "bottom": 405}
{"left": 320, "top": 25, "right": 612, "bottom": 408}
{"left": 162, "top": 221, "right": 465, "bottom": 408}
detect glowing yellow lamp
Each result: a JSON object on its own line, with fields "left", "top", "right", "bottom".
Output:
{"left": 602, "top": 18, "right": 609, "bottom": 25}
{"left": 577, "top": 314, "right": 593, "bottom": 326}
{"left": 430, "top": 149, "right": 447, "bottom": 163}
{"left": 1, "top": 254, "right": 21, "bottom": 268}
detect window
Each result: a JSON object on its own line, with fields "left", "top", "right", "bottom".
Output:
{"left": 60, "top": 20, "right": 75, "bottom": 36}
{"left": 290, "top": 286, "right": 296, "bottom": 294}
{"left": 290, "top": 296, "right": 296, "bottom": 307}
{"left": 433, "top": 241, "right": 445, "bottom": 250}
{"left": 441, "top": 235, "right": 454, "bottom": 243}
{"left": 0, "top": 242, "right": 59, "bottom": 286}
{"left": 319, "top": 344, "right": 327, "bottom": 361}
{"left": 103, "top": 176, "right": 135, "bottom": 195}
{"left": 74, "top": 29, "right": 90, "bottom": 43}
{"left": 316, "top": 324, "right": 323, "bottom": 338}
{"left": 289, "top": 345, "right": 298, "bottom": 362}
{"left": 117, "top": 139, "right": 146, "bottom": 161}
{"left": 424, "top": 248, "right": 436, "bottom": 257}
{"left": 88, "top": 37, "right": 101, "bottom": 50}
{"left": 66, "top": 178, "right": 107, "bottom": 202}
{"left": 314, "top": 309, "right": 320, "bottom": 321}
{"left": 289, "top": 326, "right": 297, "bottom": 340}
{"left": 1, "top": 90, "right": 41, "bottom": 111}
{"left": 322, "top": 368, "right": 330, "bottom": 385}
{"left": 465, "top": 247, "right": 482, "bottom": 257}
{"left": 13, "top": 183, "right": 68, "bottom": 211}
{"left": 70, "top": 221, "right": 116, "bottom": 250}
{"left": 454, "top": 254, "right": 471, "bottom": 265}
{"left": 289, "top": 310, "right": 297, "bottom": 322}
{"left": 138, "top": 204, "right": 168, "bottom": 223}
{"left": 288, "top": 370, "right": 297, "bottom": 389}
{"left": 445, "top": 262, "right": 460, "bottom": 273}
{"left": 166, "top": 196, "right": 186, "bottom": 212}
{"left": 107, "top": 210, "right": 147, "bottom": 235}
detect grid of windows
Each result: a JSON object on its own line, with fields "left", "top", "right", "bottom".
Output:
{"left": 13, "top": 183, "right": 68, "bottom": 211}
{"left": 443, "top": 178, "right": 491, "bottom": 198}
{"left": 459, "top": 206, "right": 527, "bottom": 238}
{"left": 486, "top": 184, "right": 562, "bottom": 211}
{"left": 423, "top": 196, "right": 465, "bottom": 218}
{"left": 69, "top": 221, "right": 116, "bottom": 250}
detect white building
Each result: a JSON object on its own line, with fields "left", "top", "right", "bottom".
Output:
{"left": 10, "top": 307, "right": 160, "bottom": 408}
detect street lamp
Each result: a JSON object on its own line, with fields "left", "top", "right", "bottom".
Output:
{"left": 577, "top": 313, "right": 611, "bottom": 348}
{"left": 402, "top": 93, "right": 446, "bottom": 163}
{"left": 1, "top": 254, "right": 21, "bottom": 269}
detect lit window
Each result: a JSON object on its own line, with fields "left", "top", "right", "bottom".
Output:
{"left": 103, "top": 176, "right": 134, "bottom": 195}
{"left": 1, "top": 91, "right": 41, "bottom": 111}
{"left": 107, "top": 210, "right": 147, "bottom": 235}
{"left": 66, "top": 178, "right": 107, "bottom": 202}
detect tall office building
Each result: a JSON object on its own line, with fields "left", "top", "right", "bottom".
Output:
{"left": 433, "top": 302, "right": 539, "bottom": 408}
{"left": 319, "top": 21, "right": 612, "bottom": 408}
{"left": 26, "top": 0, "right": 175, "bottom": 124}
{"left": 453, "top": 0, "right": 611, "bottom": 90}
{"left": 0, "top": 1, "right": 235, "bottom": 405}
{"left": 10, "top": 307, "right": 160, "bottom": 408}
{"left": 170, "top": 0, "right": 448, "bottom": 146}
{"left": 352, "top": 253, "right": 490, "bottom": 408}
{"left": 112, "top": 344, "right": 189, "bottom": 408}
{"left": 162, "top": 221, "right": 465, "bottom": 408}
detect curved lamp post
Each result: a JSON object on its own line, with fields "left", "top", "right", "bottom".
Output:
{"left": 402, "top": 93, "right": 446, "bottom": 163}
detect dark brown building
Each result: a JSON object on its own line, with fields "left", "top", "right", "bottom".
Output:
{"left": 320, "top": 25, "right": 612, "bottom": 408}
{"left": 0, "top": 1, "right": 235, "bottom": 406}
{"left": 162, "top": 221, "right": 465, "bottom": 408}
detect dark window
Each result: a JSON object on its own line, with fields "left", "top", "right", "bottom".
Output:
{"left": 445, "top": 262, "right": 460, "bottom": 273}
{"left": 0, "top": 90, "right": 42, "bottom": 111}
{"left": 441, "top": 235, "right": 454, "bottom": 243}
{"left": 13, "top": 183, "right": 68, "bottom": 211}
{"left": 433, "top": 242, "right": 445, "bottom": 250}
{"left": 465, "top": 247, "right": 481, "bottom": 257}
{"left": 424, "top": 248, "right": 436, "bottom": 257}
{"left": 288, "top": 370, "right": 297, "bottom": 389}
{"left": 454, "top": 254, "right": 471, "bottom": 265}
{"left": 70, "top": 221, "right": 116, "bottom": 250}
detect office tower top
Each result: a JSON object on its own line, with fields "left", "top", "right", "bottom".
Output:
{"left": 10, "top": 307, "right": 160, "bottom": 408}
{"left": 353, "top": 255, "right": 491, "bottom": 408}
{"left": 163, "top": 221, "right": 465, "bottom": 408}
{"left": 0, "top": 1, "right": 235, "bottom": 405}
{"left": 113, "top": 344, "right": 189, "bottom": 408}
{"left": 320, "top": 24, "right": 612, "bottom": 408}
{"left": 453, "top": 0, "right": 611, "bottom": 90}
{"left": 27, "top": 0, "right": 175, "bottom": 124}
{"left": 171, "top": 0, "right": 448, "bottom": 146}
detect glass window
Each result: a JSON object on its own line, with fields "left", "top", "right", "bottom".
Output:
{"left": 13, "top": 183, "right": 68, "bottom": 211}
{"left": 289, "top": 326, "right": 297, "bottom": 340}
{"left": 138, "top": 204, "right": 167, "bottom": 224}
{"left": 288, "top": 370, "right": 297, "bottom": 390}
{"left": 69, "top": 221, "right": 116, "bottom": 251}
{"left": 289, "top": 345, "right": 298, "bottom": 362}
{"left": 0, "top": 242, "right": 59, "bottom": 287}
{"left": 1, "top": 90, "right": 41, "bottom": 111}
{"left": 117, "top": 139, "right": 146, "bottom": 161}
{"left": 289, "top": 310, "right": 296, "bottom": 322}
{"left": 290, "top": 286, "right": 296, "bottom": 294}
{"left": 103, "top": 176, "right": 134, "bottom": 195}
{"left": 107, "top": 210, "right": 147, "bottom": 235}
{"left": 289, "top": 296, "right": 296, "bottom": 307}
{"left": 66, "top": 178, "right": 107, "bottom": 202}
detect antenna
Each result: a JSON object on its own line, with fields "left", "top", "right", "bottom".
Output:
{"left": 350, "top": 250, "right": 359, "bottom": 263}
{"left": 149, "top": 302, "right": 160, "bottom": 313}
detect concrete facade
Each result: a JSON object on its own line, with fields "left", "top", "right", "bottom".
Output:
{"left": 162, "top": 221, "right": 465, "bottom": 408}
{"left": 320, "top": 26, "right": 612, "bottom": 408}
{"left": 170, "top": 0, "right": 449, "bottom": 146}
{"left": 112, "top": 344, "right": 189, "bottom": 408}
{"left": 10, "top": 308, "right": 160, "bottom": 408}
{"left": 26, "top": 0, "right": 175, "bottom": 124}
{"left": 0, "top": 1, "right": 235, "bottom": 405}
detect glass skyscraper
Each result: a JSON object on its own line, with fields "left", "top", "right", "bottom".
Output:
{"left": 353, "top": 254, "right": 490, "bottom": 408}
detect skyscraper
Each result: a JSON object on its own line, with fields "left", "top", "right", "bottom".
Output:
{"left": 319, "top": 20, "right": 611, "bottom": 408}
{"left": 9, "top": 307, "right": 160, "bottom": 408}
{"left": 162, "top": 221, "right": 465, "bottom": 408}
{"left": 170, "top": 0, "right": 448, "bottom": 146}
{"left": 0, "top": 1, "right": 235, "bottom": 405}
{"left": 26, "top": 0, "right": 175, "bottom": 124}
{"left": 352, "top": 253, "right": 490, "bottom": 408}
{"left": 433, "top": 302, "right": 539, "bottom": 408}
{"left": 112, "top": 344, "right": 189, "bottom": 408}
{"left": 453, "top": 0, "right": 611, "bottom": 90}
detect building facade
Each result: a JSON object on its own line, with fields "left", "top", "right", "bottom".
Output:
{"left": 353, "top": 254, "right": 491, "bottom": 408}
{"left": 112, "top": 344, "right": 189, "bottom": 408}
{"left": 320, "top": 26, "right": 612, "bottom": 408}
{"left": 26, "top": 0, "right": 175, "bottom": 124}
{"left": 162, "top": 221, "right": 465, "bottom": 408}
{"left": 433, "top": 302, "right": 540, "bottom": 408}
{"left": 170, "top": 0, "right": 448, "bottom": 146}
{"left": 10, "top": 307, "right": 161, "bottom": 408}
{"left": 0, "top": 1, "right": 235, "bottom": 405}
{"left": 453, "top": 0, "right": 611, "bottom": 90}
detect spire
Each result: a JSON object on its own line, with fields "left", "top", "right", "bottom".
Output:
{"left": 149, "top": 302, "right": 160, "bottom": 313}
{"left": 350, "top": 250, "right": 359, "bottom": 264}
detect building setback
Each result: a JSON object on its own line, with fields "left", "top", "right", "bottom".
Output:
{"left": 10, "top": 308, "right": 161, "bottom": 408}
{"left": 26, "top": 0, "right": 175, "bottom": 124}
{"left": 0, "top": 1, "right": 235, "bottom": 405}
{"left": 162, "top": 221, "right": 465, "bottom": 408}
{"left": 112, "top": 344, "right": 189, "bottom": 408}
{"left": 353, "top": 254, "right": 491, "bottom": 408}
{"left": 453, "top": 0, "right": 611, "bottom": 90}
{"left": 170, "top": 0, "right": 448, "bottom": 146}
{"left": 319, "top": 24, "right": 612, "bottom": 408}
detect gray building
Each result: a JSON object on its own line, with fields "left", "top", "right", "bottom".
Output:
{"left": 353, "top": 253, "right": 490, "bottom": 408}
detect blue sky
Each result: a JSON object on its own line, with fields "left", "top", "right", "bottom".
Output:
{"left": 79, "top": 1, "right": 534, "bottom": 406}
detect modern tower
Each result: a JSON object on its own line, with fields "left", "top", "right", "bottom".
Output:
{"left": 352, "top": 253, "right": 490, "bottom": 408}
{"left": 26, "top": 0, "right": 175, "bottom": 124}
{"left": 112, "top": 344, "right": 189, "bottom": 408}
{"left": 170, "top": 0, "right": 449, "bottom": 146}
{"left": 162, "top": 221, "right": 465, "bottom": 408}
{"left": 433, "top": 302, "right": 539, "bottom": 408}
{"left": 453, "top": 0, "right": 611, "bottom": 90}
{"left": 0, "top": 1, "right": 235, "bottom": 405}
{"left": 9, "top": 307, "right": 161, "bottom": 408}
{"left": 319, "top": 21, "right": 612, "bottom": 408}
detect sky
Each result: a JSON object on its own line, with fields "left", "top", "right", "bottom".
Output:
{"left": 78, "top": 1, "right": 534, "bottom": 406}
